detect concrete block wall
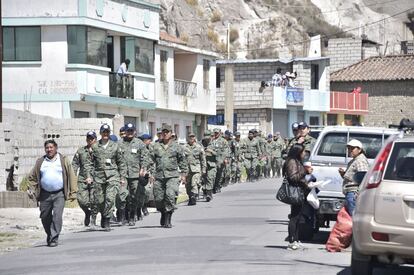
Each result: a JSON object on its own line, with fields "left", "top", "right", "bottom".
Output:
{"left": 216, "top": 62, "right": 292, "bottom": 109}
{"left": 328, "top": 38, "right": 362, "bottom": 72}
{"left": 0, "top": 109, "right": 115, "bottom": 191}
{"left": 235, "top": 108, "right": 271, "bottom": 138}
{"left": 331, "top": 80, "right": 414, "bottom": 127}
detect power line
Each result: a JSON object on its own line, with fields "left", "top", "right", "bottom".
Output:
{"left": 229, "top": 7, "right": 414, "bottom": 53}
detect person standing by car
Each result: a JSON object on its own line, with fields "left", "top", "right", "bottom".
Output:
{"left": 283, "top": 144, "right": 312, "bottom": 250}
{"left": 339, "top": 139, "right": 369, "bottom": 216}
{"left": 27, "top": 140, "right": 77, "bottom": 247}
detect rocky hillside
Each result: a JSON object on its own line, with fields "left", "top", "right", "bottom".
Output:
{"left": 150, "top": 0, "right": 414, "bottom": 59}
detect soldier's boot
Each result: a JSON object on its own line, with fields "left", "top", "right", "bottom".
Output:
{"left": 206, "top": 190, "right": 213, "bottom": 202}
{"left": 128, "top": 210, "right": 136, "bottom": 226}
{"left": 188, "top": 194, "right": 196, "bottom": 206}
{"left": 202, "top": 189, "right": 207, "bottom": 199}
{"left": 163, "top": 211, "right": 173, "bottom": 228}
{"left": 103, "top": 217, "right": 111, "bottom": 232}
{"left": 119, "top": 209, "right": 127, "bottom": 226}
{"left": 116, "top": 209, "right": 121, "bottom": 223}
{"left": 136, "top": 209, "right": 143, "bottom": 221}
{"left": 80, "top": 206, "right": 91, "bottom": 226}
{"left": 142, "top": 207, "right": 149, "bottom": 216}
{"left": 90, "top": 214, "right": 97, "bottom": 229}
{"left": 160, "top": 211, "right": 166, "bottom": 226}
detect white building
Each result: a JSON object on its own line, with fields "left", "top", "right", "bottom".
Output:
{"left": 2, "top": 0, "right": 160, "bottom": 133}
{"left": 150, "top": 32, "right": 219, "bottom": 141}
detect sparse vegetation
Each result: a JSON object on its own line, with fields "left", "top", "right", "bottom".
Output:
{"left": 229, "top": 28, "right": 239, "bottom": 43}
{"left": 210, "top": 9, "right": 222, "bottom": 23}
{"left": 207, "top": 27, "right": 219, "bottom": 43}
{"left": 180, "top": 33, "right": 189, "bottom": 43}
{"left": 185, "top": 0, "right": 198, "bottom": 6}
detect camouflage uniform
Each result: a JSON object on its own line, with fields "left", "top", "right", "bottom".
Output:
{"left": 240, "top": 135, "right": 262, "bottom": 181}
{"left": 271, "top": 137, "right": 285, "bottom": 177}
{"left": 212, "top": 132, "right": 230, "bottom": 193}
{"left": 230, "top": 137, "right": 242, "bottom": 183}
{"left": 286, "top": 134, "right": 316, "bottom": 160}
{"left": 257, "top": 134, "right": 267, "bottom": 178}
{"left": 184, "top": 138, "right": 206, "bottom": 205}
{"left": 88, "top": 139, "right": 127, "bottom": 229}
{"left": 150, "top": 134, "right": 188, "bottom": 227}
{"left": 119, "top": 136, "right": 148, "bottom": 225}
{"left": 201, "top": 130, "right": 216, "bottom": 201}
{"left": 72, "top": 145, "right": 97, "bottom": 225}
{"left": 264, "top": 140, "right": 273, "bottom": 178}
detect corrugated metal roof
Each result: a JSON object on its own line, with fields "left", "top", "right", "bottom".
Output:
{"left": 331, "top": 55, "right": 414, "bottom": 82}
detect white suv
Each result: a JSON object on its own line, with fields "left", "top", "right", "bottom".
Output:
{"left": 352, "top": 128, "right": 414, "bottom": 274}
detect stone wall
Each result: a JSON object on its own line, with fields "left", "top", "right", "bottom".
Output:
{"left": 0, "top": 109, "right": 117, "bottom": 192}
{"left": 331, "top": 80, "right": 414, "bottom": 127}
{"left": 328, "top": 38, "right": 362, "bottom": 72}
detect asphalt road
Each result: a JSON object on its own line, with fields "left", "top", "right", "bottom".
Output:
{"left": 0, "top": 178, "right": 413, "bottom": 275}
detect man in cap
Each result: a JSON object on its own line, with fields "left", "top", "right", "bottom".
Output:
{"left": 264, "top": 134, "right": 273, "bottom": 178}
{"left": 284, "top": 122, "right": 300, "bottom": 158}
{"left": 287, "top": 122, "right": 316, "bottom": 161}
{"left": 155, "top": 128, "right": 163, "bottom": 143}
{"left": 184, "top": 132, "right": 206, "bottom": 205}
{"left": 139, "top": 134, "right": 153, "bottom": 216}
{"left": 201, "top": 130, "right": 216, "bottom": 201}
{"left": 72, "top": 131, "right": 98, "bottom": 227}
{"left": 231, "top": 132, "right": 242, "bottom": 183}
{"left": 119, "top": 126, "right": 126, "bottom": 139}
{"left": 212, "top": 128, "right": 230, "bottom": 193}
{"left": 150, "top": 124, "right": 188, "bottom": 228}
{"left": 118, "top": 123, "right": 149, "bottom": 226}
{"left": 85, "top": 124, "right": 127, "bottom": 231}
{"left": 240, "top": 129, "right": 262, "bottom": 181}
{"left": 271, "top": 132, "right": 285, "bottom": 178}
{"left": 339, "top": 139, "right": 369, "bottom": 216}
{"left": 223, "top": 130, "right": 233, "bottom": 187}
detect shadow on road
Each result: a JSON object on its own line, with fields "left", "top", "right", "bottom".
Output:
{"left": 264, "top": 245, "right": 287, "bottom": 250}
{"left": 302, "top": 230, "right": 330, "bottom": 245}
{"left": 265, "top": 219, "right": 289, "bottom": 225}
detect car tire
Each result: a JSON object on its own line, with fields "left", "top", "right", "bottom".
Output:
{"left": 351, "top": 241, "right": 373, "bottom": 275}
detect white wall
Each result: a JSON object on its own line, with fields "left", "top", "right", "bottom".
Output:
{"left": 3, "top": 26, "right": 78, "bottom": 97}
{"left": 3, "top": 0, "right": 78, "bottom": 17}
{"left": 147, "top": 109, "right": 194, "bottom": 142}
{"left": 4, "top": 102, "right": 64, "bottom": 118}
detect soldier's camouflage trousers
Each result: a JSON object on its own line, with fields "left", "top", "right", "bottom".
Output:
{"left": 271, "top": 157, "right": 283, "bottom": 177}
{"left": 230, "top": 160, "right": 241, "bottom": 183}
{"left": 94, "top": 178, "right": 119, "bottom": 219}
{"left": 153, "top": 177, "right": 179, "bottom": 213}
{"left": 214, "top": 163, "right": 225, "bottom": 192}
{"left": 244, "top": 158, "right": 258, "bottom": 181}
{"left": 136, "top": 179, "right": 147, "bottom": 210}
{"left": 115, "top": 181, "right": 129, "bottom": 211}
{"left": 186, "top": 172, "right": 201, "bottom": 197}
{"left": 204, "top": 166, "right": 216, "bottom": 191}
{"left": 77, "top": 181, "right": 98, "bottom": 215}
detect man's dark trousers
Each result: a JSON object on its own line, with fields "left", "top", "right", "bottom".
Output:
{"left": 39, "top": 189, "right": 65, "bottom": 244}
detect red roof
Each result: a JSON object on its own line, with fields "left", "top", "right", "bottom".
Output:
{"left": 160, "top": 31, "right": 187, "bottom": 45}
{"left": 331, "top": 55, "right": 414, "bottom": 82}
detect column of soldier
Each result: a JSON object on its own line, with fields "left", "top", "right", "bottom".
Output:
{"left": 72, "top": 121, "right": 313, "bottom": 231}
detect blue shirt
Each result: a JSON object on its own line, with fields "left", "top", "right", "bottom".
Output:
{"left": 40, "top": 156, "right": 64, "bottom": 192}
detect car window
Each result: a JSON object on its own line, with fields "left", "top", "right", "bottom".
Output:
{"left": 317, "top": 133, "right": 389, "bottom": 159}
{"left": 384, "top": 143, "right": 414, "bottom": 182}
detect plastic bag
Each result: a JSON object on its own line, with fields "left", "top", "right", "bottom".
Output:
{"left": 325, "top": 207, "right": 353, "bottom": 252}
{"left": 307, "top": 188, "right": 319, "bottom": 209}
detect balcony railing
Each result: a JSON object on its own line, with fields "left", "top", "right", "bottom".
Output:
{"left": 330, "top": 91, "right": 369, "bottom": 114}
{"left": 174, "top": 79, "right": 197, "bottom": 97}
{"left": 109, "top": 73, "right": 134, "bottom": 99}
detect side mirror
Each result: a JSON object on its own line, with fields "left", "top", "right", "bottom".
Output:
{"left": 353, "top": 171, "right": 367, "bottom": 185}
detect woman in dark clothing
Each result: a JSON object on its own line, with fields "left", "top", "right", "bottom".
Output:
{"left": 283, "top": 144, "right": 312, "bottom": 250}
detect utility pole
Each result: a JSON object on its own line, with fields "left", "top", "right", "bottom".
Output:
{"left": 224, "top": 65, "right": 234, "bottom": 131}
{"left": 227, "top": 23, "right": 230, "bottom": 59}
{"left": 0, "top": 0, "right": 2, "bottom": 123}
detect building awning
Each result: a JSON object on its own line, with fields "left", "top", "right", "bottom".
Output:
{"left": 80, "top": 94, "right": 156, "bottom": 110}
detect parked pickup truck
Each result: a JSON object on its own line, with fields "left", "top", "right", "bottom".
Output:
{"left": 309, "top": 126, "right": 399, "bottom": 230}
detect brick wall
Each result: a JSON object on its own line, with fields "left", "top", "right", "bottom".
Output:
{"left": 235, "top": 108, "right": 271, "bottom": 138}
{"left": 328, "top": 38, "right": 362, "bottom": 72}
{"left": 0, "top": 109, "right": 116, "bottom": 191}
{"left": 331, "top": 80, "right": 414, "bottom": 127}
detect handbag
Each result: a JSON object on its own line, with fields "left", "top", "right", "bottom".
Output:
{"left": 276, "top": 177, "right": 305, "bottom": 206}
{"left": 307, "top": 188, "right": 320, "bottom": 209}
